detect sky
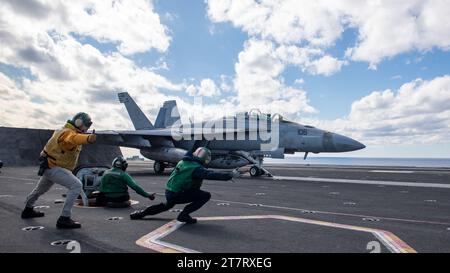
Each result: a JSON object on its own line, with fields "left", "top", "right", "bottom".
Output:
{"left": 1, "top": 0, "right": 450, "bottom": 158}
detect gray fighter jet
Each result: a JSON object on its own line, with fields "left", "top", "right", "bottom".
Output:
{"left": 96, "top": 92, "right": 365, "bottom": 177}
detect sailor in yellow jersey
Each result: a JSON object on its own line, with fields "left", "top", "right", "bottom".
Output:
{"left": 21, "top": 112, "right": 97, "bottom": 229}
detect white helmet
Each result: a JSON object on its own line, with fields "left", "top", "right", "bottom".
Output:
{"left": 112, "top": 156, "right": 128, "bottom": 171}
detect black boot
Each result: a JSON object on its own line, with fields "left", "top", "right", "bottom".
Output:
{"left": 56, "top": 216, "right": 81, "bottom": 229}
{"left": 21, "top": 207, "right": 45, "bottom": 219}
{"left": 130, "top": 203, "right": 168, "bottom": 220}
{"left": 177, "top": 213, "right": 197, "bottom": 224}
{"left": 130, "top": 210, "right": 145, "bottom": 220}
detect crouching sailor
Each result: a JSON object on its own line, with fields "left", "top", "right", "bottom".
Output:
{"left": 96, "top": 156, "right": 155, "bottom": 207}
{"left": 130, "top": 147, "right": 240, "bottom": 224}
{"left": 21, "top": 112, "right": 96, "bottom": 229}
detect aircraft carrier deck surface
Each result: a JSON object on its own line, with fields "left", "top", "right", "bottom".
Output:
{"left": 1, "top": 162, "right": 450, "bottom": 253}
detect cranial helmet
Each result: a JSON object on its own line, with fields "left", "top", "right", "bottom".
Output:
{"left": 193, "top": 147, "right": 211, "bottom": 165}
{"left": 69, "top": 112, "right": 92, "bottom": 131}
{"left": 112, "top": 156, "right": 128, "bottom": 171}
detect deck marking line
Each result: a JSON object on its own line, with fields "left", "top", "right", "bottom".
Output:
{"left": 272, "top": 175, "right": 450, "bottom": 189}
{"left": 0, "top": 176, "right": 36, "bottom": 182}
{"left": 210, "top": 198, "right": 450, "bottom": 226}
{"left": 370, "top": 170, "right": 414, "bottom": 174}
{"left": 136, "top": 215, "right": 416, "bottom": 253}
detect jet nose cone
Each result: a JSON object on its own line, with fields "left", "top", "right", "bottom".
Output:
{"left": 333, "top": 134, "right": 366, "bottom": 152}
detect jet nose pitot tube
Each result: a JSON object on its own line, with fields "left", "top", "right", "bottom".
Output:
{"left": 332, "top": 133, "right": 366, "bottom": 152}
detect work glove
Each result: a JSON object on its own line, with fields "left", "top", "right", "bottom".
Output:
{"left": 87, "top": 129, "right": 97, "bottom": 143}
{"left": 148, "top": 193, "right": 156, "bottom": 201}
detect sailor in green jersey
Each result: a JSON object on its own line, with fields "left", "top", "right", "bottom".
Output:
{"left": 96, "top": 156, "right": 155, "bottom": 207}
{"left": 130, "top": 147, "right": 241, "bottom": 224}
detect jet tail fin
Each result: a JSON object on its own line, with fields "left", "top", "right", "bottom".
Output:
{"left": 118, "top": 92, "right": 154, "bottom": 130}
{"left": 154, "top": 100, "right": 180, "bottom": 128}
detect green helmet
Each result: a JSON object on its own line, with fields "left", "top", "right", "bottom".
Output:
{"left": 69, "top": 112, "right": 92, "bottom": 129}
{"left": 193, "top": 147, "right": 211, "bottom": 164}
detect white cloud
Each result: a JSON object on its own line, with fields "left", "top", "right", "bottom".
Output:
{"left": 0, "top": 69, "right": 239, "bottom": 131}
{"left": 198, "top": 79, "right": 220, "bottom": 97}
{"left": 299, "top": 75, "right": 450, "bottom": 146}
{"left": 1, "top": 0, "right": 170, "bottom": 55}
{"left": 307, "top": 55, "right": 347, "bottom": 76}
{"left": 294, "top": 78, "right": 305, "bottom": 85}
{"left": 207, "top": 0, "right": 343, "bottom": 47}
{"left": 344, "top": 0, "right": 450, "bottom": 67}
{"left": 185, "top": 84, "right": 198, "bottom": 97}
{"left": 0, "top": 0, "right": 183, "bottom": 130}
{"left": 73, "top": 0, "right": 170, "bottom": 55}
{"left": 206, "top": 0, "right": 357, "bottom": 117}
{"left": 234, "top": 39, "right": 317, "bottom": 116}
{"left": 219, "top": 74, "right": 233, "bottom": 92}
{"left": 274, "top": 45, "right": 322, "bottom": 67}
{"left": 206, "top": 0, "right": 450, "bottom": 125}
{"left": 185, "top": 79, "right": 221, "bottom": 97}
{"left": 207, "top": 0, "right": 450, "bottom": 68}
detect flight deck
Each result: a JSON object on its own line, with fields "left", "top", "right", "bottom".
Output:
{"left": 1, "top": 162, "right": 450, "bottom": 253}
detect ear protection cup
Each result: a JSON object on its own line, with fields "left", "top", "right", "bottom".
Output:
{"left": 113, "top": 158, "right": 120, "bottom": 168}
{"left": 112, "top": 156, "right": 128, "bottom": 171}
{"left": 71, "top": 112, "right": 92, "bottom": 130}
{"left": 74, "top": 118, "right": 83, "bottom": 128}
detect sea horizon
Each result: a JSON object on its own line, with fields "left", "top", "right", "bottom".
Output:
{"left": 265, "top": 156, "right": 450, "bottom": 168}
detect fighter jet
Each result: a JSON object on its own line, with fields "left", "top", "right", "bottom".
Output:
{"left": 95, "top": 92, "right": 365, "bottom": 177}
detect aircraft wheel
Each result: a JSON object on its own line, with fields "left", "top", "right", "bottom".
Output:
{"left": 154, "top": 161, "right": 165, "bottom": 174}
{"left": 250, "top": 166, "right": 261, "bottom": 177}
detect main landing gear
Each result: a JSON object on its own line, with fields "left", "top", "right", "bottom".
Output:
{"left": 153, "top": 161, "right": 166, "bottom": 174}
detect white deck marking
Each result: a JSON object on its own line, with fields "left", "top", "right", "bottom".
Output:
{"left": 74, "top": 200, "right": 139, "bottom": 208}
{"left": 272, "top": 175, "right": 450, "bottom": 189}
{"left": 136, "top": 215, "right": 416, "bottom": 253}
{"left": 0, "top": 176, "right": 36, "bottom": 182}
{"left": 210, "top": 198, "right": 450, "bottom": 226}
{"left": 370, "top": 170, "right": 415, "bottom": 174}
{"left": 136, "top": 220, "right": 198, "bottom": 253}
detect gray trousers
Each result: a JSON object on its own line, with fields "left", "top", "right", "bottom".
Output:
{"left": 25, "top": 167, "right": 82, "bottom": 217}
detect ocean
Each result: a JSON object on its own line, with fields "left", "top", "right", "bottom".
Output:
{"left": 265, "top": 157, "right": 450, "bottom": 168}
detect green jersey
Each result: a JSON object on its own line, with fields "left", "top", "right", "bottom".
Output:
{"left": 99, "top": 167, "right": 150, "bottom": 198}
{"left": 166, "top": 160, "right": 202, "bottom": 193}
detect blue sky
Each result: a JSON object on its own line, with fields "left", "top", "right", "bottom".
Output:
{"left": 148, "top": 0, "right": 450, "bottom": 121}
{"left": 161, "top": 0, "right": 450, "bottom": 158}
{"left": 1, "top": 0, "right": 450, "bottom": 158}
{"left": 152, "top": 0, "right": 247, "bottom": 81}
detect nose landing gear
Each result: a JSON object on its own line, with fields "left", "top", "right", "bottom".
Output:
{"left": 249, "top": 165, "right": 262, "bottom": 177}
{"left": 233, "top": 151, "right": 273, "bottom": 178}
{"left": 249, "top": 165, "right": 272, "bottom": 177}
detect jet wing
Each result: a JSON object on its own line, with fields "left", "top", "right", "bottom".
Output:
{"left": 94, "top": 130, "right": 152, "bottom": 149}
{"left": 93, "top": 127, "right": 257, "bottom": 149}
